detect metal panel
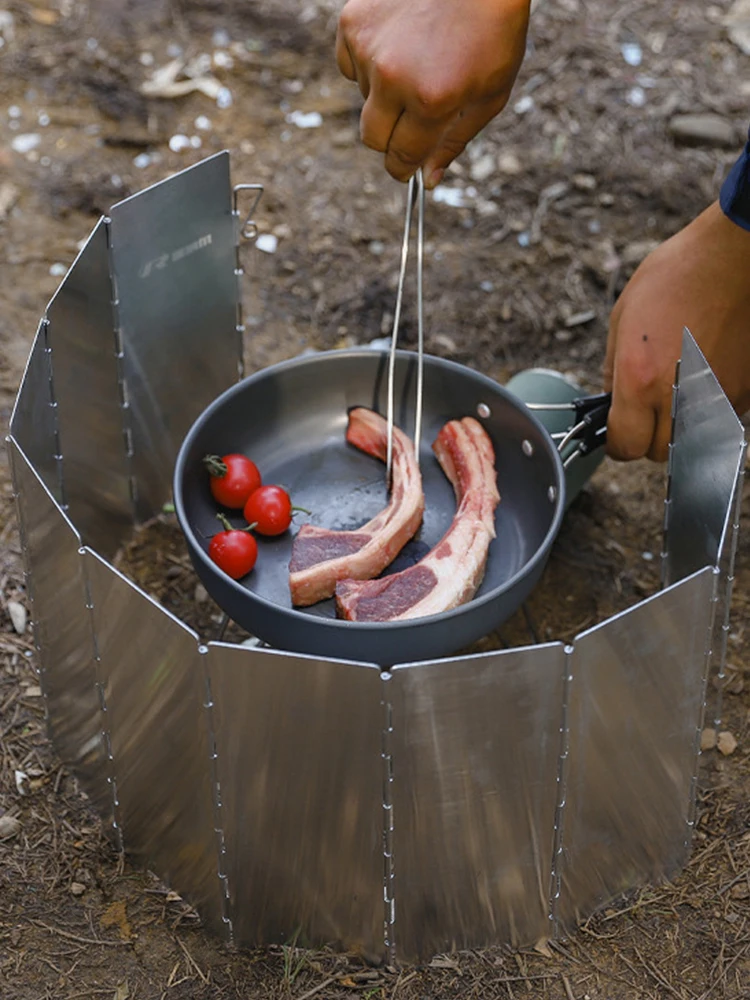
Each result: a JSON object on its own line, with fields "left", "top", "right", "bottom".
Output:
{"left": 664, "top": 329, "right": 746, "bottom": 586}
{"left": 108, "top": 152, "right": 238, "bottom": 519}
{"left": 706, "top": 461, "right": 745, "bottom": 729}
{"left": 557, "top": 567, "right": 714, "bottom": 927}
{"left": 46, "top": 218, "right": 134, "bottom": 558}
{"left": 207, "top": 643, "right": 384, "bottom": 957}
{"left": 8, "top": 321, "right": 60, "bottom": 501}
{"left": 389, "top": 644, "right": 567, "bottom": 961}
{"left": 83, "top": 550, "right": 224, "bottom": 932}
{"left": 7, "top": 439, "right": 112, "bottom": 824}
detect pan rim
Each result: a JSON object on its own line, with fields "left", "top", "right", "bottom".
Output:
{"left": 173, "top": 348, "right": 567, "bottom": 634}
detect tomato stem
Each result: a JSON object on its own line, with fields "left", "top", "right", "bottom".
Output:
{"left": 215, "top": 513, "right": 258, "bottom": 534}
{"left": 291, "top": 505, "right": 311, "bottom": 516}
{"left": 203, "top": 454, "right": 228, "bottom": 478}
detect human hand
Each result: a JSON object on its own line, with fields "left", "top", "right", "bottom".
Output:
{"left": 335, "top": 0, "right": 531, "bottom": 187}
{"left": 603, "top": 201, "right": 750, "bottom": 461}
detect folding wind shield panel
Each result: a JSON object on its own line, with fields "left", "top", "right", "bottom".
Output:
{"left": 107, "top": 152, "right": 239, "bottom": 520}
{"left": 389, "top": 645, "right": 566, "bottom": 962}
{"left": 664, "top": 329, "right": 746, "bottom": 586}
{"left": 45, "top": 218, "right": 134, "bottom": 559}
{"left": 83, "top": 550, "right": 224, "bottom": 932}
{"left": 7, "top": 441, "right": 112, "bottom": 825}
{"left": 8, "top": 321, "right": 60, "bottom": 502}
{"left": 207, "top": 644, "right": 385, "bottom": 957}
{"left": 556, "top": 567, "right": 714, "bottom": 928}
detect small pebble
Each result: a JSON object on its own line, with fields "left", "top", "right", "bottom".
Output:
{"left": 169, "top": 134, "right": 191, "bottom": 153}
{"left": 133, "top": 153, "right": 152, "bottom": 169}
{"left": 7, "top": 600, "right": 27, "bottom": 634}
{"left": 286, "top": 110, "right": 323, "bottom": 129}
{"left": 642, "top": 551, "right": 654, "bottom": 561}
{"left": 0, "top": 814, "right": 21, "bottom": 840}
{"left": 700, "top": 727, "right": 717, "bottom": 752}
{"left": 70, "top": 882, "right": 87, "bottom": 896}
{"left": 49, "top": 262, "right": 67, "bottom": 277}
{"left": 717, "top": 731, "right": 738, "bottom": 756}
{"left": 194, "top": 583, "right": 209, "bottom": 604}
{"left": 194, "top": 115, "right": 212, "bottom": 131}
{"left": 216, "top": 87, "right": 233, "bottom": 109}
{"left": 626, "top": 86, "right": 647, "bottom": 108}
{"left": 11, "top": 133, "right": 40, "bottom": 154}
{"left": 620, "top": 42, "right": 643, "bottom": 66}
{"left": 256, "top": 233, "right": 278, "bottom": 254}
{"left": 513, "top": 95, "right": 535, "bottom": 115}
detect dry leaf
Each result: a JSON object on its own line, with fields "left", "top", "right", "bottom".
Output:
{"left": 533, "top": 937, "right": 553, "bottom": 958}
{"left": 100, "top": 901, "right": 132, "bottom": 941}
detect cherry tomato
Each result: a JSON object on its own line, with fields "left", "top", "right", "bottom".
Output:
{"left": 208, "top": 515, "right": 258, "bottom": 579}
{"left": 243, "top": 484, "right": 294, "bottom": 536}
{"left": 204, "top": 453, "right": 261, "bottom": 509}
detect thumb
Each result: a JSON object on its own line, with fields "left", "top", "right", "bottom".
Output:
{"left": 606, "top": 378, "right": 657, "bottom": 462}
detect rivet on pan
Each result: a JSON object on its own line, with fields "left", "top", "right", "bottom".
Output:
{"left": 522, "top": 439, "right": 534, "bottom": 457}
{"left": 548, "top": 485, "right": 557, "bottom": 503}
{"left": 477, "top": 402, "right": 491, "bottom": 419}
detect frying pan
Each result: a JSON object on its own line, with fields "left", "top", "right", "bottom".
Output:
{"left": 174, "top": 349, "right": 604, "bottom": 666}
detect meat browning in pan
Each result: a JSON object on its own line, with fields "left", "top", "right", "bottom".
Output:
{"left": 335, "top": 416, "right": 499, "bottom": 622}
{"left": 288, "top": 407, "right": 424, "bottom": 606}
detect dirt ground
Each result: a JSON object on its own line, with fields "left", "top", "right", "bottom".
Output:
{"left": 1, "top": 0, "right": 750, "bottom": 997}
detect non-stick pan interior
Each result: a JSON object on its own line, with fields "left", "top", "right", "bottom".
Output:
{"left": 176, "top": 350, "right": 564, "bottom": 627}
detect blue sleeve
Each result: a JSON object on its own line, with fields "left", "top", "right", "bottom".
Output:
{"left": 719, "top": 127, "right": 750, "bottom": 232}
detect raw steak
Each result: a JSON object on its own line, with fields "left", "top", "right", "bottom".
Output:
{"left": 289, "top": 407, "right": 424, "bottom": 607}
{"left": 335, "top": 416, "right": 499, "bottom": 622}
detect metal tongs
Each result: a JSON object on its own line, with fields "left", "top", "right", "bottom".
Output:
{"left": 386, "top": 168, "right": 425, "bottom": 485}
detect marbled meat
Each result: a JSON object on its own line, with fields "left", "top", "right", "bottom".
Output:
{"left": 335, "top": 416, "right": 499, "bottom": 621}
{"left": 289, "top": 407, "right": 424, "bottom": 606}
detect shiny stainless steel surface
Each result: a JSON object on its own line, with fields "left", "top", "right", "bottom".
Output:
{"left": 389, "top": 645, "right": 566, "bottom": 961}
{"left": 664, "top": 329, "right": 746, "bottom": 586}
{"left": 108, "top": 151, "right": 238, "bottom": 520}
{"left": 556, "top": 567, "right": 714, "bottom": 928}
{"left": 8, "top": 155, "right": 743, "bottom": 961}
{"left": 7, "top": 440, "right": 113, "bottom": 825}
{"left": 207, "top": 643, "right": 384, "bottom": 956}
{"left": 83, "top": 549, "right": 224, "bottom": 932}
{"left": 8, "top": 320, "right": 60, "bottom": 501}
{"left": 46, "top": 218, "right": 134, "bottom": 558}
{"left": 704, "top": 466, "right": 744, "bottom": 730}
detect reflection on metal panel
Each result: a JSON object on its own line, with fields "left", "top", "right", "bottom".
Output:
{"left": 46, "top": 218, "right": 134, "bottom": 558}
{"left": 8, "top": 321, "right": 60, "bottom": 501}
{"left": 83, "top": 550, "right": 223, "bottom": 932}
{"left": 557, "top": 567, "right": 714, "bottom": 927}
{"left": 109, "top": 152, "right": 238, "bottom": 519}
{"left": 7, "top": 440, "right": 112, "bottom": 823}
{"left": 207, "top": 643, "right": 384, "bottom": 957}
{"left": 390, "top": 645, "right": 566, "bottom": 961}
{"left": 707, "top": 463, "right": 745, "bottom": 730}
{"left": 664, "top": 329, "right": 746, "bottom": 585}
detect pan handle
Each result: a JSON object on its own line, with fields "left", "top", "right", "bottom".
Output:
{"left": 505, "top": 369, "right": 611, "bottom": 507}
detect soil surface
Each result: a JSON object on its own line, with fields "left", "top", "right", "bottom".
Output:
{"left": 1, "top": 1, "right": 749, "bottom": 998}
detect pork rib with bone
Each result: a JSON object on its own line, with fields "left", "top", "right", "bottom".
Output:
{"left": 335, "top": 416, "right": 499, "bottom": 622}
{"left": 288, "top": 407, "right": 424, "bottom": 606}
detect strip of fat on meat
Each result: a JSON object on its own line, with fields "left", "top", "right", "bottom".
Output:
{"left": 288, "top": 407, "right": 424, "bottom": 607}
{"left": 335, "top": 417, "right": 499, "bottom": 622}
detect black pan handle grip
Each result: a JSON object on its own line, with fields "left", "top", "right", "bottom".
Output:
{"left": 574, "top": 400, "right": 610, "bottom": 456}
{"left": 571, "top": 391, "right": 612, "bottom": 422}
